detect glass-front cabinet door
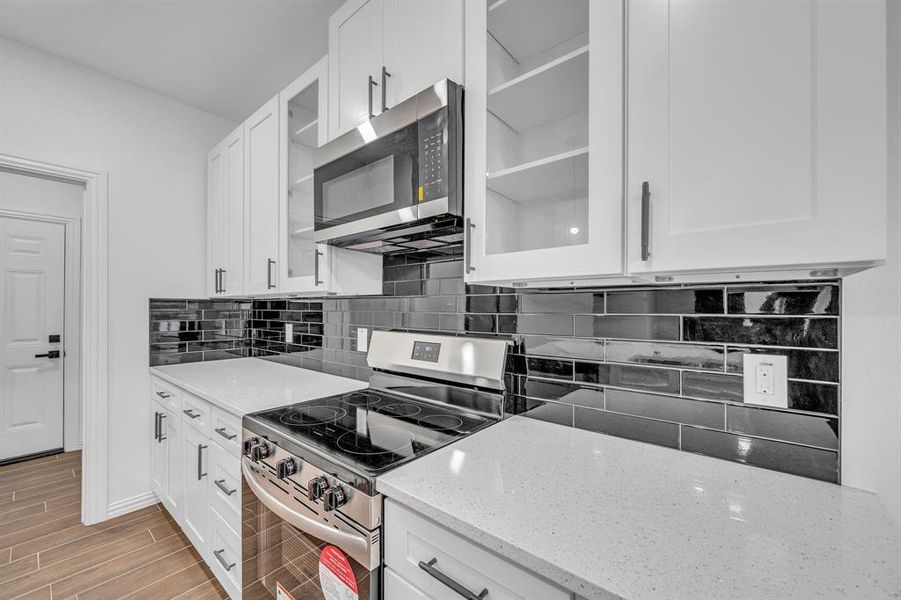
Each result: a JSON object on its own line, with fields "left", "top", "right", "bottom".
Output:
{"left": 464, "top": 0, "right": 624, "bottom": 286}
{"left": 279, "top": 56, "right": 330, "bottom": 293}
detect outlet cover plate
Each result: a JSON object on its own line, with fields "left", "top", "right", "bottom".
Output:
{"left": 742, "top": 354, "right": 788, "bottom": 408}
{"left": 357, "top": 327, "right": 369, "bottom": 353}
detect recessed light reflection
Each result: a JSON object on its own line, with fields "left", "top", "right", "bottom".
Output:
{"left": 738, "top": 437, "right": 752, "bottom": 457}
{"left": 569, "top": 226, "right": 580, "bottom": 235}
{"left": 449, "top": 449, "right": 466, "bottom": 475}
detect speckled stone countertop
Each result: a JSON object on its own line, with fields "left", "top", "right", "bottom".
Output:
{"left": 377, "top": 416, "right": 901, "bottom": 600}
{"left": 150, "top": 358, "right": 367, "bottom": 416}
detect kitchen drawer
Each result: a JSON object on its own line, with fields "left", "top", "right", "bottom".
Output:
{"left": 209, "top": 442, "right": 241, "bottom": 534}
{"left": 151, "top": 377, "right": 180, "bottom": 413}
{"left": 181, "top": 392, "right": 211, "bottom": 435}
{"left": 385, "top": 500, "right": 569, "bottom": 600}
{"left": 385, "top": 567, "right": 433, "bottom": 599}
{"left": 208, "top": 507, "right": 241, "bottom": 600}
{"left": 210, "top": 407, "right": 242, "bottom": 456}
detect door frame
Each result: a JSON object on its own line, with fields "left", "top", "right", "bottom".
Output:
{"left": 0, "top": 153, "right": 109, "bottom": 526}
{"left": 0, "top": 209, "right": 82, "bottom": 455}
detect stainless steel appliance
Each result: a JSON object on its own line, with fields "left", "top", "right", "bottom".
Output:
{"left": 241, "top": 331, "right": 509, "bottom": 599}
{"left": 312, "top": 80, "right": 463, "bottom": 254}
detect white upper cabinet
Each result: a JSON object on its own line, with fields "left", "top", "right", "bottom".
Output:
{"left": 626, "top": 0, "right": 887, "bottom": 275}
{"left": 279, "top": 58, "right": 328, "bottom": 294}
{"left": 383, "top": 0, "right": 464, "bottom": 109}
{"left": 206, "top": 126, "right": 243, "bottom": 296}
{"left": 328, "top": 0, "right": 465, "bottom": 141}
{"left": 243, "top": 96, "right": 280, "bottom": 295}
{"left": 464, "top": 0, "right": 624, "bottom": 285}
{"left": 328, "top": 0, "right": 386, "bottom": 139}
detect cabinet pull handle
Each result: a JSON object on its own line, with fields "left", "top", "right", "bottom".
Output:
{"left": 464, "top": 218, "right": 475, "bottom": 275}
{"left": 156, "top": 391, "right": 170, "bottom": 399}
{"left": 267, "top": 258, "right": 276, "bottom": 289}
{"left": 213, "top": 269, "right": 219, "bottom": 294}
{"left": 641, "top": 181, "right": 651, "bottom": 261}
{"left": 183, "top": 409, "right": 201, "bottom": 419}
{"left": 214, "top": 479, "right": 237, "bottom": 496}
{"left": 418, "top": 558, "right": 488, "bottom": 600}
{"left": 215, "top": 427, "right": 236, "bottom": 440}
{"left": 381, "top": 66, "right": 391, "bottom": 112}
{"left": 220, "top": 268, "right": 226, "bottom": 294}
{"left": 213, "top": 548, "right": 236, "bottom": 572}
{"left": 153, "top": 412, "right": 160, "bottom": 441}
{"left": 314, "top": 248, "right": 323, "bottom": 286}
{"left": 368, "top": 75, "right": 378, "bottom": 120}
{"left": 197, "top": 444, "right": 207, "bottom": 480}
{"left": 158, "top": 413, "right": 167, "bottom": 441}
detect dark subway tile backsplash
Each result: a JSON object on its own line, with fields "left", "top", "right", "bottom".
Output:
{"left": 150, "top": 256, "right": 843, "bottom": 484}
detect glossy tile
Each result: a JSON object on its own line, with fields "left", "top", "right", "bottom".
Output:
{"left": 520, "top": 335, "right": 605, "bottom": 361}
{"left": 606, "top": 340, "right": 724, "bottom": 370}
{"left": 683, "top": 316, "right": 838, "bottom": 349}
{"left": 605, "top": 389, "right": 724, "bottom": 429}
{"left": 525, "top": 357, "right": 573, "bottom": 380}
{"left": 574, "top": 315, "right": 680, "bottom": 341}
{"left": 727, "top": 284, "right": 839, "bottom": 315}
{"left": 519, "top": 292, "right": 597, "bottom": 314}
{"left": 517, "top": 399, "right": 574, "bottom": 427}
{"left": 501, "top": 314, "right": 574, "bottom": 335}
{"left": 727, "top": 405, "right": 839, "bottom": 449}
{"left": 606, "top": 288, "right": 724, "bottom": 314}
{"left": 574, "top": 407, "right": 680, "bottom": 448}
{"left": 680, "top": 427, "right": 838, "bottom": 483}
{"left": 681, "top": 372, "right": 744, "bottom": 403}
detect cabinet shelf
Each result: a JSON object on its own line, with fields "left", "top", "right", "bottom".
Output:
{"left": 290, "top": 173, "right": 314, "bottom": 193}
{"left": 488, "top": 45, "right": 589, "bottom": 132}
{"left": 291, "top": 119, "right": 318, "bottom": 147}
{"left": 488, "top": 0, "right": 588, "bottom": 63}
{"left": 487, "top": 147, "right": 588, "bottom": 203}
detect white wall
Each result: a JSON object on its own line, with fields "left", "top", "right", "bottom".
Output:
{"left": 842, "top": 1, "right": 901, "bottom": 525}
{"left": 0, "top": 38, "right": 234, "bottom": 510}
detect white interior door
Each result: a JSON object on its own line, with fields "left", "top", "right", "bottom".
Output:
{"left": 0, "top": 217, "right": 65, "bottom": 461}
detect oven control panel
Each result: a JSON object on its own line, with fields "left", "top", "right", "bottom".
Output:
{"left": 411, "top": 341, "right": 441, "bottom": 362}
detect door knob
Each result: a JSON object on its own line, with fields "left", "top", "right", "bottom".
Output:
{"left": 34, "top": 350, "right": 61, "bottom": 359}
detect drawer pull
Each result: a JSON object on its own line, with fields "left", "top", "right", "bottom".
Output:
{"left": 215, "top": 427, "right": 237, "bottom": 440}
{"left": 213, "top": 548, "right": 235, "bottom": 572}
{"left": 156, "top": 391, "right": 171, "bottom": 399}
{"left": 214, "top": 479, "right": 237, "bottom": 496}
{"left": 418, "top": 558, "right": 488, "bottom": 600}
{"left": 183, "top": 409, "right": 201, "bottom": 419}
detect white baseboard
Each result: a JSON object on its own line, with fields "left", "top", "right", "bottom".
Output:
{"left": 107, "top": 491, "right": 158, "bottom": 519}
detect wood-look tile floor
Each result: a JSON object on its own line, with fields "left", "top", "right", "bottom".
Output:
{"left": 0, "top": 451, "right": 228, "bottom": 600}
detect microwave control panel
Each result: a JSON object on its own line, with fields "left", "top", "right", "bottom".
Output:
{"left": 417, "top": 107, "right": 449, "bottom": 204}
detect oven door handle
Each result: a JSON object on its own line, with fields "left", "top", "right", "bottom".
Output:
{"left": 241, "top": 458, "right": 375, "bottom": 568}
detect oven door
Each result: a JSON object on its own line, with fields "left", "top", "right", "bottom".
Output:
{"left": 242, "top": 459, "right": 381, "bottom": 600}
{"left": 313, "top": 120, "right": 419, "bottom": 242}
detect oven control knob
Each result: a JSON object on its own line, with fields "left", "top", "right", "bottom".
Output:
{"left": 323, "top": 487, "right": 348, "bottom": 512}
{"left": 276, "top": 458, "right": 297, "bottom": 479}
{"left": 243, "top": 437, "right": 259, "bottom": 457}
{"left": 308, "top": 476, "right": 329, "bottom": 501}
{"left": 250, "top": 441, "right": 270, "bottom": 462}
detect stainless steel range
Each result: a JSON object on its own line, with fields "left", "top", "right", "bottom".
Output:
{"left": 241, "top": 331, "right": 509, "bottom": 600}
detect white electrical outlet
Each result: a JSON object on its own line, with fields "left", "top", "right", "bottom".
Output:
{"left": 357, "top": 327, "right": 369, "bottom": 353}
{"left": 285, "top": 323, "right": 293, "bottom": 341}
{"left": 743, "top": 354, "right": 787, "bottom": 408}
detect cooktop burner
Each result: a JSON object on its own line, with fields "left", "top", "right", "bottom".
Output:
{"left": 245, "top": 387, "right": 498, "bottom": 476}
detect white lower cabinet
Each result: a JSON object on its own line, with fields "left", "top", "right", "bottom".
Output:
{"left": 385, "top": 499, "right": 571, "bottom": 600}
{"left": 150, "top": 376, "right": 242, "bottom": 599}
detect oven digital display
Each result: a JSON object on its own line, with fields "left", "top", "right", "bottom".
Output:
{"left": 411, "top": 341, "right": 441, "bottom": 362}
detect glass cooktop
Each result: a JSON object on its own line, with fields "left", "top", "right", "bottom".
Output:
{"left": 244, "top": 389, "right": 499, "bottom": 476}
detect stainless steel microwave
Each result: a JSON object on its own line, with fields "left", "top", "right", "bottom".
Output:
{"left": 312, "top": 79, "right": 463, "bottom": 253}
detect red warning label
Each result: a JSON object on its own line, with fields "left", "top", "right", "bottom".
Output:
{"left": 319, "top": 546, "right": 359, "bottom": 600}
